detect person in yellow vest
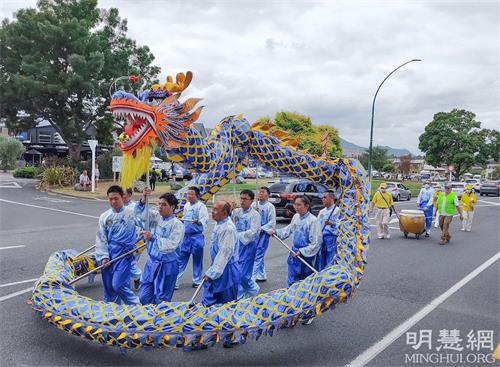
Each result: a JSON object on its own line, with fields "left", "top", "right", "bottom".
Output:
{"left": 433, "top": 183, "right": 463, "bottom": 245}
{"left": 370, "top": 182, "right": 394, "bottom": 239}
{"left": 460, "top": 184, "right": 477, "bottom": 232}
{"left": 432, "top": 183, "right": 442, "bottom": 228}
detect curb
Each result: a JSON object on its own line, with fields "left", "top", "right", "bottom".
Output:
{"left": 46, "top": 189, "right": 107, "bottom": 201}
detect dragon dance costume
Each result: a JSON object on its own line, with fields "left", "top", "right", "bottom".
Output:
{"left": 251, "top": 200, "right": 276, "bottom": 282}
{"left": 176, "top": 200, "right": 209, "bottom": 287}
{"left": 135, "top": 202, "right": 185, "bottom": 304}
{"left": 30, "top": 71, "right": 370, "bottom": 350}
{"left": 276, "top": 212, "right": 322, "bottom": 287}
{"left": 316, "top": 205, "right": 340, "bottom": 271}
{"left": 232, "top": 207, "right": 261, "bottom": 299}
{"left": 202, "top": 217, "right": 240, "bottom": 307}
{"left": 95, "top": 206, "right": 140, "bottom": 305}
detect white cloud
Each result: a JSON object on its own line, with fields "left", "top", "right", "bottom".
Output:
{"left": 2, "top": 0, "right": 498, "bottom": 153}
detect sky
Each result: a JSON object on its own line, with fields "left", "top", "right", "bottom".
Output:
{"left": 1, "top": 0, "right": 499, "bottom": 154}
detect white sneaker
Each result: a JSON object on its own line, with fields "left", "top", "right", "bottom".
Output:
{"left": 385, "top": 234, "right": 391, "bottom": 239}
{"left": 378, "top": 235, "right": 384, "bottom": 239}
{"left": 460, "top": 228, "right": 465, "bottom": 231}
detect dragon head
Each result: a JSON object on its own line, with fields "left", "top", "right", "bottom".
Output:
{"left": 109, "top": 71, "right": 203, "bottom": 155}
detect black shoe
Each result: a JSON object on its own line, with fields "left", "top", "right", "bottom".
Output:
{"left": 133, "top": 279, "right": 140, "bottom": 290}
{"left": 223, "top": 341, "right": 239, "bottom": 348}
{"left": 255, "top": 278, "right": 267, "bottom": 283}
{"left": 425, "top": 233, "right": 429, "bottom": 237}
{"left": 192, "top": 283, "right": 201, "bottom": 288}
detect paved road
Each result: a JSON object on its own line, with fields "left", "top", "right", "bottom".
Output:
{"left": 0, "top": 177, "right": 498, "bottom": 366}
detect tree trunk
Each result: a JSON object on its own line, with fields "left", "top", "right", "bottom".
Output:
{"left": 68, "top": 144, "right": 82, "bottom": 162}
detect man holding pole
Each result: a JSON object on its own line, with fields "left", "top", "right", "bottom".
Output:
{"left": 232, "top": 190, "right": 261, "bottom": 299}
{"left": 369, "top": 182, "right": 393, "bottom": 239}
{"left": 123, "top": 187, "right": 142, "bottom": 290}
{"left": 176, "top": 186, "right": 209, "bottom": 289}
{"left": 317, "top": 190, "right": 339, "bottom": 271}
{"left": 416, "top": 180, "right": 435, "bottom": 237}
{"left": 136, "top": 190, "right": 185, "bottom": 304}
{"left": 201, "top": 201, "right": 239, "bottom": 307}
{"left": 251, "top": 186, "right": 276, "bottom": 283}
{"left": 95, "top": 185, "right": 139, "bottom": 305}
{"left": 272, "top": 196, "right": 321, "bottom": 287}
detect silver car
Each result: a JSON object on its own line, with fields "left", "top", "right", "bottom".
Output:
{"left": 449, "top": 182, "right": 466, "bottom": 199}
{"left": 386, "top": 182, "right": 411, "bottom": 201}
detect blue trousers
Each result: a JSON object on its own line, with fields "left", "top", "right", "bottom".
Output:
{"left": 238, "top": 258, "right": 260, "bottom": 299}
{"left": 130, "top": 252, "right": 142, "bottom": 281}
{"left": 252, "top": 232, "right": 270, "bottom": 281}
{"left": 420, "top": 205, "right": 434, "bottom": 233}
{"left": 100, "top": 258, "right": 139, "bottom": 305}
{"left": 287, "top": 255, "right": 315, "bottom": 287}
{"left": 140, "top": 259, "right": 178, "bottom": 304}
{"left": 176, "top": 234, "right": 204, "bottom": 286}
{"left": 316, "top": 234, "right": 338, "bottom": 271}
{"left": 202, "top": 263, "right": 239, "bottom": 307}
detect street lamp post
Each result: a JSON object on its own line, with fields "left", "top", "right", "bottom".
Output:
{"left": 368, "top": 59, "right": 421, "bottom": 182}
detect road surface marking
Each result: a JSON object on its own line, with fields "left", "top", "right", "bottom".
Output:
{"left": 0, "top": 245, "right": 26, "bottom": 250}
{"left": 0, "top": 287, "right": 33, "bottom": 302}
{"left": 0, "top": 278, "right": 38, "bottom": 288}
{"left": 477, "top": 200, "right": 500, "bottom": 206}
{"left": 0, "top": 181, "right": 22, "bottom": 189}
{"left": 346, "top": 251, "right": 500, "bottom": 367}
{"left": 0, "top": 198, "right": 99, "bottom": 219}
{"left": 34, "top": 196, "right": 72, "bottom": 203}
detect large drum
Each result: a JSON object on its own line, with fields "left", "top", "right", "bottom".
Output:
{"left": 399, "top": 209, "right": 425, "bottom": 239}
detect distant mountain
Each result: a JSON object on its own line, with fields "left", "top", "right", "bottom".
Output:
{"left": 340, "top": 138, "right": 412, "bottom": 157}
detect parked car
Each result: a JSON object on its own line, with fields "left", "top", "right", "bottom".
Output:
{"left": 268, "top": 179, "right": 335, "bottom": 218}
{"left": 480, "top": 181, "right": 500, "bottom": 196}
{"left": 172, "top": 164, "right": 192, "bottom": 181}
{"left": 449, "top": 182, "right": 466, "bottom": 199}
{"left": 257, "top": 167, "right": 273, "bottom": 178}
{"left": 240, "top": 167, "right": 256, "bottom": 179}
{"left": 464, "top": 179, "right": 481, "bottom": 193}
{"left": 386, "top": 182, "right": 411, "bottom": 201}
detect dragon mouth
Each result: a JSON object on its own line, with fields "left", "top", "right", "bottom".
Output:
{"left": 111, "top": 107, "right": 155, "bottom": 151}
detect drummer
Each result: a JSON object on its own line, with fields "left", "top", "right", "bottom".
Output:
{"left": 369, "top": 182, "right": 393, "bottom": 239}
{"left": 416, "top": 180, "right": 435, "bottom": 237}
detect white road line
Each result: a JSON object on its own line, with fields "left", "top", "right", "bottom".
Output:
{"left": 0, "top": 245, "right": 26, "bottom": 250}
{"left": 0, "top": 287, "right": 33, "bottom": 302}
{"left": 0, "top": 181, "right": 22, "bottom": 189}
{"left": 0, "top": 278, "right": 38, "bottom": 288}
{"left": 346, "top": 251, "right": 500, "bottom": 367}
{"left": 0, "top": 198, "right": 99, "bottom": 219}
{"left": 477, "top": 200, "right": 500, "bottom": 206}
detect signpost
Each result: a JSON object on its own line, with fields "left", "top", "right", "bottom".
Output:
{"left": 88, "top": 139, "right": 98, "bottom": 192}
{"left": 448, "top": 164, "right": 454, "bottom": 181}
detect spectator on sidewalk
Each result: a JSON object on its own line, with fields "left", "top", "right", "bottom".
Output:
{"left": 94, "top": 164, "right": 100, "bottom": 188}
{"left": 79, "top": 170, "right": 90, "bottom": 191}
{"left": 434, "top": 183, "right": 463, "bottom": 245}
{"left": 460, "top": 184, "right": 477, "bottom": 232}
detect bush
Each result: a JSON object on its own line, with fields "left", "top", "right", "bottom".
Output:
{"left": 96, "top": 151, "right": 113, "bottom": 179}
{"left": 13, "top": 166, "right": 40, "bottom": 178}
{"left": 39, "top": 166, "right": 78, "bottom": 188}
{"left": 0, "top": 136, "right": 25, "bottom": 171}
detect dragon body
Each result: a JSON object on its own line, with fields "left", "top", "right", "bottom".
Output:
{"left": 30, "top": 72, "right": 370, "bottom": 350}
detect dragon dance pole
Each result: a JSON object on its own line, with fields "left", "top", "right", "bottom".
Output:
{"left": 72, "top": 244, "right": 96, "bottom": 259}
{"left": 188, "top": 278, "right": 206, "bottom": 306}
{"left": 272, "top": 235, "right": 318, "bottom": 274}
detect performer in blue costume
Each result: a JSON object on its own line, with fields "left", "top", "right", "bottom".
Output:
{"left": 251, "top": 186, "right": 276, "bottom": 283}
{"left": 232, "top": 189, "right": 261, "bottom": 299}
{"left": 202, "top": 200, "right": 239, "bottom": 307}
{"left": 123, "top": 187, "right": 141, "bottom": 290}
{"left": 316, "top": 190, "right": 339, "bottom": 271}
{"left": 136, "top": 190, "right": 185, "bottom": 304}
{"left": 273, "top": 196, "right": 321, "bottom": 287}
{"left": 417, "top": 180, "right": 435, "bottom": 237}
{"left": 95, "top": 185, "right": 139, "bottom": 305}
{"left": 176, "top": 186, "right": 209, "bottom": 289}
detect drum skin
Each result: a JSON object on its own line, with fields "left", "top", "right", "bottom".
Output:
{"left": 399, "top": 210, "right": 425, "bottom": 234}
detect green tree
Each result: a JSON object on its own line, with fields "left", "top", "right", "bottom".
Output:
{"left": 269, "top": 111, "right": 342, "bottom": 157}
{"left": 0, "top": 136, "right": 25, "bottom": 171}
{"left": 359, "top": 146, "right": 392, "bottom": 171}
{"left": 0, "top": 0, "right": 160, "bottom": 160}
{"left": 419, "top": 109, "right": 499, "bottom": 180}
